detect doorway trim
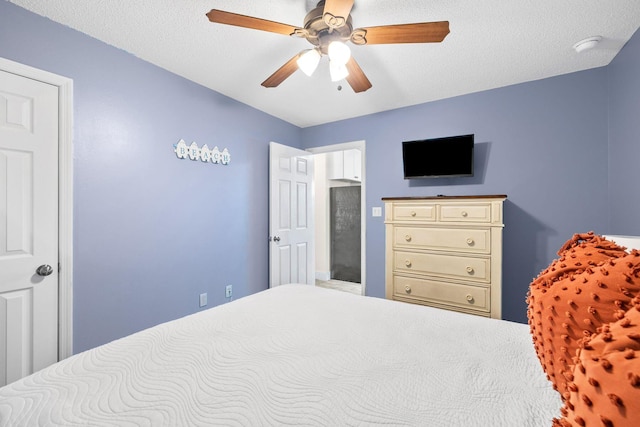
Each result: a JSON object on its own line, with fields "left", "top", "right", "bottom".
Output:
{"left": 307, "top": 140, "right": 366, "bottom": 295}
{"left": 0, "top": 57, "right": 74, "bottom": 359}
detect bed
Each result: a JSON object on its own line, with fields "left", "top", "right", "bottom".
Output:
{"left": 0, "top": 283, "right": 560, "bottom": 426}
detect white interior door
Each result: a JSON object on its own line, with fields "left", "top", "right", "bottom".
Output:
{"left": 269, "top": 142, "right": 315, "bottom": 287}
{"left": 0, "top": 69, "right": 59, "bottom": 386}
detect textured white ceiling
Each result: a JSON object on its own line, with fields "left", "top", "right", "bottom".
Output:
{"left": 9, "top": 0, "right": 640, "bottom": 128}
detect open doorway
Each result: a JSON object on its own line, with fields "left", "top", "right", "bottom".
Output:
{"left": 307, "top": 141, "right": 366, "bottom": 296}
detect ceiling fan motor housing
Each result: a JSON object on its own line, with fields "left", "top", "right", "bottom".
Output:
{"left": 301, "top": 1, "right": 354, "bottom": 54}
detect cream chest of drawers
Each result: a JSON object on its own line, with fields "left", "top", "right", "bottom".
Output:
{"left": 383, "top": 195, "right": 506, "bottom": 319}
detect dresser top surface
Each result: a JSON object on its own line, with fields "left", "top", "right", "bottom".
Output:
{"left": 382, "top": 195, "right": 507, "bottom": 201}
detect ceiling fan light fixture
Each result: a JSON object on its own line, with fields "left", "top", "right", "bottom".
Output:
{"left": 329, "top": 60, "right": 349, "bottom": 82}
{"left": 328, "top": 41, "right": 351, "bottom": 65}
{"left": 296, "top": 49, "right": 321, "bottom": 76}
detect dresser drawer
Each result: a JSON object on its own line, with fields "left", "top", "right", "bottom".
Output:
{"left": 439, "top": 203, "right": 492, "bottom": 223}
{"left": 394, "top": 226, "right": 490, "bottom": 254}
{"left": 394, "top": 251, "right": 490, "bottom": 283}
{"left": 393, "top": 275, "right": 490, "bottom": 313}
{"left": 392, "top": 203, "right": 436, "bottom": 222}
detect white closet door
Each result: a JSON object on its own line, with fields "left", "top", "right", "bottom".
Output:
{"left": 0, "top": 69, "right": 59, "bottom": 386}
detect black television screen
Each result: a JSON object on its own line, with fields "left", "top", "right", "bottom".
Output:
{"left": 402, "top": 134, "right": 474, "bottom": 179}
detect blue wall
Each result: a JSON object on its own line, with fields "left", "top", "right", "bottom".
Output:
{"left": 608, "top": 29, "right": 640, "bottom": 234}
{"left": 1, "top": 1, "right": 638, "bottom": 349}
{"left": 0, "top": 1, "right": 301, "bottom": 353}
{"left": 301, "top": 69, "right": 611, "bottom": 323}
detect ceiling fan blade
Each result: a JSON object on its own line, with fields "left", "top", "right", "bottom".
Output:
{"left": 322, "top": 0, "right": 354, "bottom": 28}
{"left": 351, "top": 21, "right": 450, "bottom": 45}
{"left": 262, "top": 54, "right": 302, "bottom": 88}
{"left": 206, "top": 9, "right": 300, "bottom": 36}
{"left": 344, "top": 57, "right": 372, "bottom": 93}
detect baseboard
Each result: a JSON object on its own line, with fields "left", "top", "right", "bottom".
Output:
{"left": 315, "top": 271, "right": 330, "bottom": 281}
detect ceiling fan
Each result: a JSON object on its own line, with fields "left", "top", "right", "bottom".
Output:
{"left": 206, "top": 0, "right": 449, "bottom": 93}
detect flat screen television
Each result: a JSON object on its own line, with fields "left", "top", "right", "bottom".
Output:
{"left": 402, "top": 134, "right": 474, "bottom": 179}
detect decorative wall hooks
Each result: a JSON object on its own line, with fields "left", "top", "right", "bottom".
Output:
{"left": 174, "top": 139, "right": 231, "bottom": 165}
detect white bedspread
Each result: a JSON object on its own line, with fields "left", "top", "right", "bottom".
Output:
{"left": 0, "top": 285, "right": 561, "bottom": 426}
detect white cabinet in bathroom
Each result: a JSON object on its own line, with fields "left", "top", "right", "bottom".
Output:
{"left": 328, "top": 149, "right": 361, "bottom": 182}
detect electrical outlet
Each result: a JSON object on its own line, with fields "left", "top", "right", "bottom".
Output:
{"left": 199, "top": 293, "right": 207, "bottom": 307}
{"left": 225, "top": 285, "right": 232, "bottom": 298}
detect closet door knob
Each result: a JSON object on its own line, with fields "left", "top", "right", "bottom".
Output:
{"left": 36, "top": 264, "right": 53, "bottom": 277}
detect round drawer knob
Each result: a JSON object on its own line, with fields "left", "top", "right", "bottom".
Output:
{"left": 410, "top": 211, "right": 417, "bottom": 217}
{"left": 461, "top": 211, "right": 468, "bottom": 217}
{"left": 404, "top": 234, "right": 412, "bottom": 242}
{"left": 466, "top": 238, "right": 474, "bottom": 245}
{"left": 466, "top": 266, "right": 474, "bottom": 274}
{"left": 466, "top": 294, "right": 474, "bottom": 303}
{"left": 405, "top": 259, "right": 412, "bottom": 268}
{"left": 405, "top": 285, "right": 412, "bottom": 294}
